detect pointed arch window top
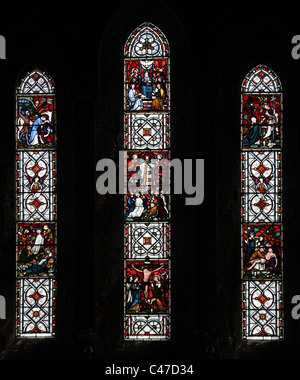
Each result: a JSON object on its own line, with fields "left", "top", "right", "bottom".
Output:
{"left": 124, "top": 22, "right": 169, "bottom": 58}
{"left": 17, "top": 69, "right": 55, "bottom": 94}
{"left": 242, "top": 64, "right": 282, "bottom": 93}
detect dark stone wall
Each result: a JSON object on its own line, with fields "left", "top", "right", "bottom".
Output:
{"left": 0, "top": 1, "right": 299, "bottom": 362}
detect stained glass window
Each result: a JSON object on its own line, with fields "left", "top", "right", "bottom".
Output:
{"left": 16, "top": 69, "right": 56, "bottom": 337}
{"left": 241, "top": 64, "right": 283, "bottom": 339}
{"left": 124, "top": 22, "right": 171, "bottom": 340}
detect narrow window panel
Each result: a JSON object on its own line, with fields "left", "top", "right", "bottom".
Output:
{"left": 241, "top": 65, "right": 283, "bottom": 340}
{"left": 124, "top": 23, "right": 170, "bottom": 340}
{"left": 16, "top": 69, "right": 57, "bottom": 337}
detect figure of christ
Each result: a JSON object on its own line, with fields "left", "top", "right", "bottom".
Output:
{"left": 247, "top": 246, "right": 278, "bottom": 271}
{"left": 31, "top": 228, "right": 44, "bottom": 255}
{"left": 131, "top": 262, "right": 164, "bottom": 301}
{"left": 265, "top": 247, "right": 278, "bottom": 274}
{"left": 139, "top": 154, "right": 157, "bottom": 187}
{"left": 18, "top": 112, "right": 31, "bottom": 144}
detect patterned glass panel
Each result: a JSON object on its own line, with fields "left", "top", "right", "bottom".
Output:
{"left": 241, "top": 151, "right": 282, "bottom": 223}
{"left": 124, "top": 222, "right": 170, "bottom": 259}
{"left": 16, "top": 278, "right": 56, "bottom": 337}
{"left": 124, "top": 315, "right": 170, "bottom": 340}
{"left": 124, "top": 113, "right": 170, "bottom": 150}
{"left": 16, "top": 151, "right": 56, "bottom": 222}
{"left": 242, "top": 280, "right": 283, "bottom": 339}
{"left": 124, "top": 23, "right": 170, "bottom": 340}
{"left": 241, "top": 64, "right": 283, "bottom": 340}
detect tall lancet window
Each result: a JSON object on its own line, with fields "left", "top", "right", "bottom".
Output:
{"left": 16, "top": 69, "right": 57, "bottom": 337}
{"left": 124, "top": 22, "right": 171, "bottom": 340}
{"left": 241, "top": 65, "right": 283, "bottom": 339}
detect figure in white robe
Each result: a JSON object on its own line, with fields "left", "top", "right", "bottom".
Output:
{"left": 262, "top": 102, "right": 278, "bottom": 142}
{"left": 139, "top": 155, "right": 157, "bottom": 187}
{"left": 128, "top": 194, "right": 144, "bottom": 218}
{"left": 31, "top": 228, "right": 44, "bottom": 255}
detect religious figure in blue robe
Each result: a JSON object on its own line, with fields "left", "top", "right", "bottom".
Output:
{"left": 242, "top": 116, "right": 262, "bottom": 147}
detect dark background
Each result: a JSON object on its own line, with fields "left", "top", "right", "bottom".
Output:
{"left": 0, "top": 1, "right": 300, "bottom": 363}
